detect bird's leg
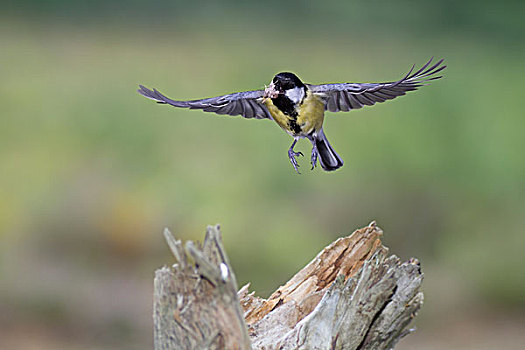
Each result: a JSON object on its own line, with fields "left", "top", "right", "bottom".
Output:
{"left": 288, "top": 139, "right": 303, "bottom": 174}
{"left": 310, "top": 143, "right": 319, "bottom": 170}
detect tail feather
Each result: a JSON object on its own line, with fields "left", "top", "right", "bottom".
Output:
{"left": 315, "top": 129, "right": 343, "bottom": 171}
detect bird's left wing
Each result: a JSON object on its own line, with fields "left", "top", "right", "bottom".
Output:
{"left": 309, "top": 58, "right": 446, "bottom": 112}
{"left": 137, "top": 85, "right": 272, "bottom": 119}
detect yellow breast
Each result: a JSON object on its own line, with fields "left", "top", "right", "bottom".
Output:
{"left": 263, "top": 90, "right": 325, "bottom": 137}
{"left": 297, "top": 90, "right": 325, "bottom": 135}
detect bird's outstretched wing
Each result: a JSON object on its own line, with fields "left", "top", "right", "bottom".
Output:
{"left": 137, "top": 86, "right": 272, "bottom": 119}
{"left": 309, "top": 58, "right": 446, "bottom": 112}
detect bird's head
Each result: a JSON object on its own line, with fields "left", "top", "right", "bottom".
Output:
{"left": 264, "top": 72, "right": 306, "bottom": 103}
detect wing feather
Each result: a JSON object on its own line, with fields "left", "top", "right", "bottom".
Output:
{"left": 241, "top": 99, "right": 254, "bottom": 119}
{"left": 310, "top": 57, "right": 445, "bottom": 113}
{"left": 339, "top": 91, "right": 351, "bottom": 112}
{"left": 137, "top": 85, "right": 271, "bottom": 120}
{"left": 327, "top": 92, "right": 338, "bottom": 112}
{"left": 348, "top": 95, "right": 363, "bottom": 109}
{"left": 363, "top": 91, "right": 385, "bottom": 103}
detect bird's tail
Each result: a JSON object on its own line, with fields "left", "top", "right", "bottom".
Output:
{"left": 315, "top": 129, "right": 343, "bottom": 171}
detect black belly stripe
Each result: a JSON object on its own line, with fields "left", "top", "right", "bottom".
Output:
{"left": 272, "top": 94, "right": 302, "bottom": 135}
{"left": 288, "top": 118, "right": 302, "bottom": 135}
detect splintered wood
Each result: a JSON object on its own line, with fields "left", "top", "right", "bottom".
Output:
{"left": 154, "top": 222, "right": 424, "bottom": 350}
{"left": 239, "top": 222, "right": 383, "bottom": 327}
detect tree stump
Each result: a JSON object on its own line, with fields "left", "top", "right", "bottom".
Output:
{"left": 154, "top": 222, "right": 424, "bottom": 350}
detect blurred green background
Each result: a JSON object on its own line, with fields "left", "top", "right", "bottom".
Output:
{"left": 1, "top": 1, "right": 524, "bottom": 349}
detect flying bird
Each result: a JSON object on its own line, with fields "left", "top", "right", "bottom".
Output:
{"left": 138, "top": 58, "right": 445, "bottom": 173}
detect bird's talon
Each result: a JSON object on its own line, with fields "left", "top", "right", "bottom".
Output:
{"left": 290, "top": 159, "right": 301, "bottom": 174}
{"left": 310, "top": 146, "right": 319, "bottom": 170}
{"left": 288, "top": 143, "right": 303, "bottom": 174}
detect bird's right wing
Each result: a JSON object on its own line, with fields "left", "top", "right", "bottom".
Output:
{"left": 309, "top": 58, "right": 446, "bottom": 112}
{"left": 137, "top": 86, "right": 272, "bottom": 120}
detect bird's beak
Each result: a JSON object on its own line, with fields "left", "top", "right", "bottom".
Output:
{"left": 263, "top": 82, "right": 279, "bottom": 101}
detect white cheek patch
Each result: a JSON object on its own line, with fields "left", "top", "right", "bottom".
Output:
{"left": 285, "top": 87, "right": 305, "bottom": 104}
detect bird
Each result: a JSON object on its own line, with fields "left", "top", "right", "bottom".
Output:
{"left": 138, "top": 58, "right": 445, "bottom": 173}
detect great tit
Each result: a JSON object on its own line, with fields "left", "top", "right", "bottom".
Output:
{"left": 138, "top": 58, "right": 445, "bottom": 173}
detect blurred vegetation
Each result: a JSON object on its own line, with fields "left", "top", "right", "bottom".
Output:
{"left": 1, "top": 1, "right": 524, "bottom": 349}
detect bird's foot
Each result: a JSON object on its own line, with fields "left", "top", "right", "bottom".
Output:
{"left": 288, "top": 148, "right": 304, "bottom": 174}
{"left": 310, "top": 145, "right": 318, "bottom": 170}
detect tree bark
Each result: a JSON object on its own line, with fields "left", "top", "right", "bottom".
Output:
{"left": 154, "top": 222, "right": 423, "bottom": 350}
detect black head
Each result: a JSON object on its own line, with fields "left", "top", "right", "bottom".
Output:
{"left": 272, "top": 72, "right": 305, "bottom": 92}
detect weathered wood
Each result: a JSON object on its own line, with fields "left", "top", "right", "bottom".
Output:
{"left": 154, "top": 226, "right": 250, "bottom": 350}
{"left": 154, "top": 222, "right": 424, "bottom": 350}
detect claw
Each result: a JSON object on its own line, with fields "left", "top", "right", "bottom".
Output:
{"left": 311, "top": 145, "right": 318, "bottom": 170}
{"left": 288, "top": 139, "right": 303, "bottom": 174}
{"left": 288, "top": 149, "right": 302, "bottom": 174}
